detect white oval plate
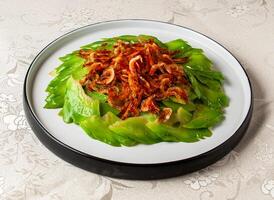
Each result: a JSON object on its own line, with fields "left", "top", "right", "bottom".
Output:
{"left": 24, "top": 20, "right": 252, "bottom": 167}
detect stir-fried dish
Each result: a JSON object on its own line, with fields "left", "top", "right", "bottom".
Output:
{"left": 45, "top": 35, "right": 229, "bottom": 146}
{"left": 79, "top": 40, "right": 189, "bottom": 121}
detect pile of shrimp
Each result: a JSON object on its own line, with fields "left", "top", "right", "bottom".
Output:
{"left": 79, "top": 40, "right": 189, "bottom": 121}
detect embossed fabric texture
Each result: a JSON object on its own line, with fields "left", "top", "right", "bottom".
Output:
{"left": 0, "top": 0, "right": 274, "bottom": 199}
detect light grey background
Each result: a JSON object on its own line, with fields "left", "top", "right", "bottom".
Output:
{"left": 0, "top": 0, "right": 273, "bottom": 199}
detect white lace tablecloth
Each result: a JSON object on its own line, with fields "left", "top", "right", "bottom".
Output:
{"left": 0, "top": 0, "right": 274, "bottom": 199}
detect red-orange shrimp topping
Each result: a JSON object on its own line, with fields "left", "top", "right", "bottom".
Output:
{"left": 79, "top": 39, "right": 189, "bottom": 120}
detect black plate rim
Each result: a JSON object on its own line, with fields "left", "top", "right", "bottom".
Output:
{"left": 23, "top": 19, "right": 253, "bottom": 179}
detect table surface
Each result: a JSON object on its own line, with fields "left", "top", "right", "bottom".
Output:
{"left": 0, "top": 0, "right": 274, "bottom": 199}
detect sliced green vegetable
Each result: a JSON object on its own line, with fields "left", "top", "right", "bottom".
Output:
{"left": 86, "top": 91, "right": 120, "bottom": 115}
{"left": 81, "top": 40, "right": 116, "bottom": 50}
{"left": 103, "top": 112, "right": 137, "bottom": 146}
{"left": 100, "top": 102, "right": 120, "bottom": 116}
{"left": 146, "top": 121, "right": 212, "bottom": 142}
{"left": 80, "top": 112, "right": 137, "bottom": 146}
{"left": 183, "top": 51, "right": 212, "bottom": 71}
{"left": 45, "top": 54, "right": 86, "bottom": 108}
{"left": 165, "top": 39, "right": 191, "bottom": 52}
{"left": 183, "top": 105, "right": 224, "bottom": 128}
{"left": 112, "top": 35, "right": 139, "bottom": 43}
{"left": 86, "top": 91, "right": 108, "bottom": 102}
{"left": 190, "top": 69, "right": 224, "bottom": 81}
{"left": 162, "top": 99, "right": 196, "bottom": 112}
{"left": 61, "top": 77, "right": 100, "bottom": 124}
{"left": 109, "top": 117, "right": 161, "bottom": 144}
{"left": 183, "top": 67, "right": 228, "bottom": 108}
{"left": 199, "top": 84, "right": 229, "bottom": 108}
{"left": 102, "top": 111, "right": 121, "bottom": 124}
{"left": 138, "top": 34, "right": 167, "bottom": 48}
{"left": 80, "top": 115, "right": 121, "bottom": 146}
{"left": 177, "top": 107, "right": 192, "bottom": 124}
{"left": 195, "top": 74, "right": 221, "bottom": 90}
